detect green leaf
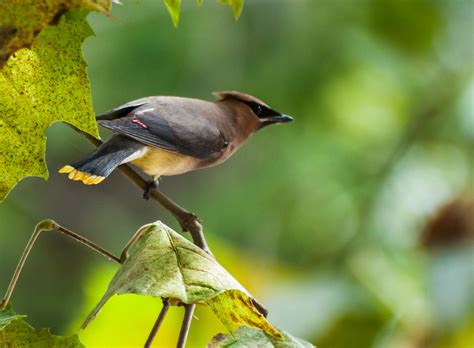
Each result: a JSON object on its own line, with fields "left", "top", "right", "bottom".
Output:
{"left": 0, "top": 9, "right": 100, "bottom": 201}
{"left": 0, "top": 308, "right": 84, "bottom": 347}
{"left": 0, "top": 0, "right": 111, "bottom": 67}
{"left": 0, "top": 307, "right": 26, "bottom": 330}
{"left": 218, "top": 0, "right": 244, "bottom": 20}
{"left": 208, "top": 325, "right": 315, "bottom": 348}
{"left": 83, "top": 221, "right": 282, "bottom": 338}
{"left": 164, "top": 0, "right": 181, "bottom": 27}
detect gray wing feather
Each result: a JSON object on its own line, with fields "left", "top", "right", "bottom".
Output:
{"left": 97, "top": 100, "right": 225, "bottom": 160}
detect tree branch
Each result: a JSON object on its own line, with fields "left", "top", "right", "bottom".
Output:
{"left": 69, "top": 125, "right": 212, "bottom": 255}
{"left": 177, "top": 304, "right": 195, "bottom": 348}
{"left": 144, "top": 298, "right": 170, "bottom": 348}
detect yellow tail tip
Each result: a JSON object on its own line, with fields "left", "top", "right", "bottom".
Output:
{"left": 59, "top": 166, "right": 105, "bottom": 185}
{"left": 58, "top": 165, "right": 75, "bottom": 174}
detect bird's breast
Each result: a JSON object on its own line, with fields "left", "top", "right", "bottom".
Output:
{"left": 194, "top": 140, "right": 239, "bottom": 170}
{"left": 132, "top": 146, "right": 198, "bottom": 177}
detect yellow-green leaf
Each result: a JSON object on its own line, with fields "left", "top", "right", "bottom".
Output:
{"left": 0, "top": 9, "right": 100, "bottom": 201}
{"left": 0, "top": 307, "right": 84, "bottom": 347}
{"left": 218, "top": 0, "right": 244, "bottom": 20}
{"left": 208, "top": 290, "right": 283, "bottom": 339}
{"left": 209, "top": 325, "right": 315, "bottom": 348}
{"left": 0, "top": 0, "right": 111, "bottom": 67}
{"left": 82, "top": 221, "right": 281, "bottom": 338}
{"left": 164, "top": 0, "right": 181, "bottom": 27}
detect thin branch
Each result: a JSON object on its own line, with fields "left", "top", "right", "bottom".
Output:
{"left": 144, "top": 299, "right": 170, "bottom": 348}
{"left": 54, "top": 224, "right": 121, "bottom": 263}
{"left": 0, "top": 220, "right": 120, "bottom": 310}
{"left": 176, "top": 304, "right": 195, "bottom": 348}
{"left": 69, "top": 125, "right": 212, "bottom": 255}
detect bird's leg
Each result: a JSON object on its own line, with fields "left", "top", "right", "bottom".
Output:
{"left": 143, "top": 177, "right": 160, "bottom": 200}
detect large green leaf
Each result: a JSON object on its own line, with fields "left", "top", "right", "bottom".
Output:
{"left": 0, "top": 9, "right": 102, "bottom": 201}
{"left": 0, "top": 0, "right": 110, "bottom": 67}
{"left": 208, "top": 325, "right": 315, "bottom": 348}
{"left": 83, "top": 221, "right": 282, "bottom": 338}
{"left": 0, "top": 307, "right": 84, "bottom": 347}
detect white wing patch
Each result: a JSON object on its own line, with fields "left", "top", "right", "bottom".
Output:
{"left": 120, "top": 147, "right": 149, "bottom": 164}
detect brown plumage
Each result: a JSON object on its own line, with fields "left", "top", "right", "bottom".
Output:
{"left": 59, "top": 91, "right": 293, "bottom": 191}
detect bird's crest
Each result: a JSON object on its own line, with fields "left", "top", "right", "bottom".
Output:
{"left": 213, "top": 91, "right": 270, "bottom": 107}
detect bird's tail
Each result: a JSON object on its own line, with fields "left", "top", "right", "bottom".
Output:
{"left": 59, "top": 135, "right": 144, "bottom": 185}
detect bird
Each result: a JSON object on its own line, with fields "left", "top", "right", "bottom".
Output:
{"left": 59, "top": 91, "right": 293, "bottom": 198}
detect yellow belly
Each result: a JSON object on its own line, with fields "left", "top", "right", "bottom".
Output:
{"left": 132, "top": 147, "right": 197, "bottom": 178}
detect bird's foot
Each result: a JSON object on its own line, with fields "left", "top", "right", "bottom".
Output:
{"left": 143, "top": 179, "right": 159, "bottom": 200}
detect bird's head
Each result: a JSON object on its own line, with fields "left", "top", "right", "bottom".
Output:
{"left": 213, "top": 91, "right": 294, "bottom": 129}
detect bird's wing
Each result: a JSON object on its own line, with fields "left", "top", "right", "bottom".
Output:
{"left": 97, "top": 101, "right": 227, "bottom": 160}
{"left": 96, "top": 97, "right": 155, "bottom": 120}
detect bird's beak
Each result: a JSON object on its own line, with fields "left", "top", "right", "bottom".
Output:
{"left": 270, "top": 113, "right": 294, "bottom": 123}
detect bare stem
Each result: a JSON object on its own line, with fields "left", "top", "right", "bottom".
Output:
{"left": 0, "top": 220, "right": 120, "bottom": 310}
{"left": 176, "top": 304, "right": 195, "bottom": 348}
{"left": 144, "top": 299, "right": 170, "bottom": 348}
{"left": 54, "top": 225, "right": 121, "bottom": 264}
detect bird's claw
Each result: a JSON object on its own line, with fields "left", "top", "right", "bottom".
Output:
{"left": 143, "top": 180, "right": 159, "bottom": 200}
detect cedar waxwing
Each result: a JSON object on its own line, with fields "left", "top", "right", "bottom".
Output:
{"left": 59, "top": 91, "right": 293, "bottom": 197}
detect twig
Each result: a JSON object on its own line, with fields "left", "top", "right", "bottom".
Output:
{"left": 177, "top": 304, "right": 195, "bottom": 348}
{"left": 69, "top": 125, "right": 212, "bottom": 255}
{"left": 144, "top": 299, "right": 170, "bottom": 348}
{"left": 0, "top": 220, "right": 120, "bottom": 310}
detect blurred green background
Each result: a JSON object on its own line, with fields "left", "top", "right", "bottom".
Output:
{"left": 1, "top": 0, "right": 473, "bottom": 347}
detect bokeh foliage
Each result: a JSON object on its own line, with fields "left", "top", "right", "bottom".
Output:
{"left": 0, "top": 0, "right": 472, "bottom": 347}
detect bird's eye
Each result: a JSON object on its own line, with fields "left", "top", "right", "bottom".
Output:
{"left": 254, "top": 104, "right": 263, "bottom": 115}
{"left": 244, "top": 101, "right": 272, "bottom": 118}
{"left": 246, "top": 102, "right": 265, "bottom": 116}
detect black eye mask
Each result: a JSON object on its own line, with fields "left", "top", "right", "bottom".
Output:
{"left": 244, "top": 101, "right": 277, "bottom": 118}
